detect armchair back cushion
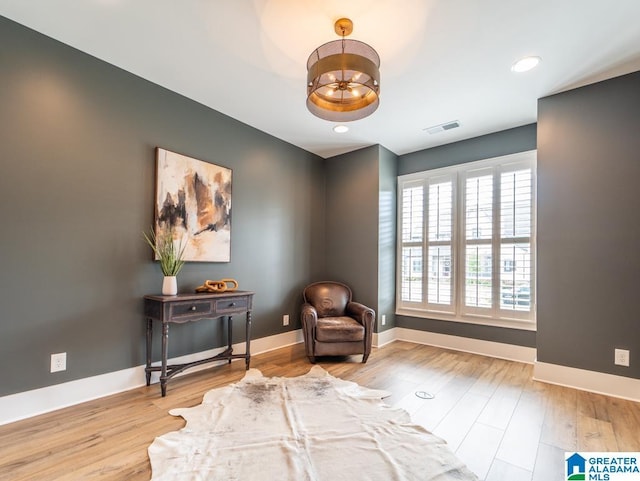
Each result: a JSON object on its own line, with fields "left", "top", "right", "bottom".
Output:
{"left": 303, "top": 282, "right": 352, "bottom": 317}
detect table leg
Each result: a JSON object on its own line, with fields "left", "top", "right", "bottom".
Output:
{"left": 161, "top": 322, "right": 169, "bottom": 397}
{"left": 245, "top": 310, "right": 252, "bottom": 370}
{"left": 145, "top": 318, "right": 153, "bottom": 386}
{"left": 227, "top": 316, "right": 233, "bottom": 364}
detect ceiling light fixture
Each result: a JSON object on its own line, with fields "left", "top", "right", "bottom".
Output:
{"left": 307, "top": 18, "right": 380, "bottom": 122}
{"left": 511, "top": 56, "right": 541, "bottom": 73}
{"left": 333, "top": 125, "right": 349, "bottom": 133}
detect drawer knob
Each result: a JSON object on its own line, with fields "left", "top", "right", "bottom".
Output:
{"left": 190, "top": 306, "right": 197, "bottom": 311}
{"left": 230, "top": 302, "right": 236, "bottom": 307}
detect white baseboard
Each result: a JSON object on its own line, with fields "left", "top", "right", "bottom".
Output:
{"left": 392, "top": 327, "right": 537, "bottom": 364}
{"left": 533, "top": 361, "right": 640, "bottom": 402}
{"left": 5, "top": 326, "right": 635, "bottom": 424}
{"left": 0, "top": 329, "right": 303, "bottom": 426}
{"left": 373, "top": 328, "right": 396, "bottom": 348}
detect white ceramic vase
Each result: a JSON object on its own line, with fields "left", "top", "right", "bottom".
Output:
{"left": 162, "top": 276, "right": 178, "bottom": 296}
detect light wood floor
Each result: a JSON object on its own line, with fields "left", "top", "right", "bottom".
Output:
{"left": 1, "top": 341, "right": 639, "bottom": 480}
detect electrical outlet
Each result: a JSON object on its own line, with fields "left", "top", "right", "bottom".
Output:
{"left": 283, "top": 314, "right": 289, "bottom": 326}
{"left": 51, "top": 352, "right": 67, "bottom": 373}
{"left": 614, "top": 349, "right": 630, "bottom": 367}
{"left": 381, "top": 314, "right": 386, "bottom": 326}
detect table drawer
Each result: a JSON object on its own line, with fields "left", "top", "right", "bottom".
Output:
{"left": 170, "top": 300, "right": 214, "bottom": 319}
{"left": 215, "top": 297, "right": 249, "bottom": 314}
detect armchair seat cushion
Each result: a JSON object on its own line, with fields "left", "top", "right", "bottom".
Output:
{"left": 316, "top": 317, "right": 365, "bottom": 343}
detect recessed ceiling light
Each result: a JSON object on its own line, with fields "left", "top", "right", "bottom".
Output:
{"left": 511, "top": 56, "right": 541, "bottom": 73}
{"left": 333, "top": 125, "right": 349, "bottom": 134}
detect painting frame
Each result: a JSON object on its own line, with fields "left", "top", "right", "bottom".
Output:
{"left": 154, "top": 147, "right": 232, "bottom": 262}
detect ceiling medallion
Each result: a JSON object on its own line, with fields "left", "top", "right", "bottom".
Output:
{"left": 306, "top": 18, "right": 381, "bottom": 122}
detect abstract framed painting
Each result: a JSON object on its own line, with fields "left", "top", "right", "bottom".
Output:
{"left": 155, "top": 148, "right": 232, "bottom": 262}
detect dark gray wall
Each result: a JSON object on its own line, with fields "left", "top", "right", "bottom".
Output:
{"left": 396, "top": 124, "right": 538, "bottom": 348}
{"left": 399, "top": 124, "right": 537, "bottom": 176}
{"left": 324, "top": 145, "right": 397, "bottom": 333}
{"left": 377, "top": 146, "right": 398, "bottom": 332}
{"left": 537, "top": 71, "right": 640, "bottom": 379}
{"left": 0, "top": 17, "right": 325, "bottom": 397}
{"left": 324, "top": 145, "right": 380, "bottom": 314}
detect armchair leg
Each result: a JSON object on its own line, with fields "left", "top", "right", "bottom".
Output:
{"left": 362, "top": 353, "right": 370, "bottom": 363}
{"left": 308, "top": 356, "right": 316, "bottom": 364}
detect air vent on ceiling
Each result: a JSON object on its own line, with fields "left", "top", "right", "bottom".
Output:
{"left": 423, "top": 120, "right": 461, "bottom": 135}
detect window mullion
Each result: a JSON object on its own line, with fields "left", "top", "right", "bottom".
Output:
{"left": 451, "top": 176, "right": 457, "bottom": 311}
{"left": 492, "top": 166, "right": 501, "bottom": 316}
{"left": 422, "top": 179, "right": 429, "bottom": 309}
{"left": 455, "top": 172, "right": 464, "bottom": 316}
{"left": 499, "top": 236, "right": 530, "bottom": 245}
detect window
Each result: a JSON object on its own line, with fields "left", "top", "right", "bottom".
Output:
{"left": 397, "top": 151, "right": 536, "bottom": 329}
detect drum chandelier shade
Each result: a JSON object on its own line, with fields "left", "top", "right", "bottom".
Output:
{"left": 306, "top": 18, "right": 380, "bottom": 122}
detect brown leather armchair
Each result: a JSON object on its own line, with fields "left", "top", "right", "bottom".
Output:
{"left": 301, "top": 281, "right": 375, "bottom": 363}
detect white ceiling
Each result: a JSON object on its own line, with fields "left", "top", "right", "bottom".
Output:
{"left": 2, "top": 0, "right": 640, "bottom": 159}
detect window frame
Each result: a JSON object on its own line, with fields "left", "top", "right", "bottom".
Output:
{"left": 396, "top": 150, "right": 537, "bottom": 331}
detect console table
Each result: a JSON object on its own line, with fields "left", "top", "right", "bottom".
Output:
{"left": 144, "top": 291, "right": 254, "bottom": 396}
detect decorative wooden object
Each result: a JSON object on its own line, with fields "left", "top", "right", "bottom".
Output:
{"left": 195, "top": 278, "right": 238, "bottom": 293}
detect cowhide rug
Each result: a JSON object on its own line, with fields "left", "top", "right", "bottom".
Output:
{"left": 148, "top": 366, "right": 479, "bottom": 481}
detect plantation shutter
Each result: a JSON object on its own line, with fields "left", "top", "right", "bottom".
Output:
{"left": 400, "top": 180, "right": 424, "bottom": 303}
{"left": 396, "top": 150, "right": 536, "bottom": 327}
{"left": 426, "top": 176, "right": 454, "bottom": 310}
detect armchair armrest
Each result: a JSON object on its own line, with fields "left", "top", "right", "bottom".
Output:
{"left": 346, "top": 302, "right": 375, "bottom": 331}
{"left": 301, "top": 302, "right": 318, "bottom": 358}
{"left": 347, "top": 302, "right": 375, "bottom": 362}
{"left": 301, "top": 302, "right": 318, "bottom": 326}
